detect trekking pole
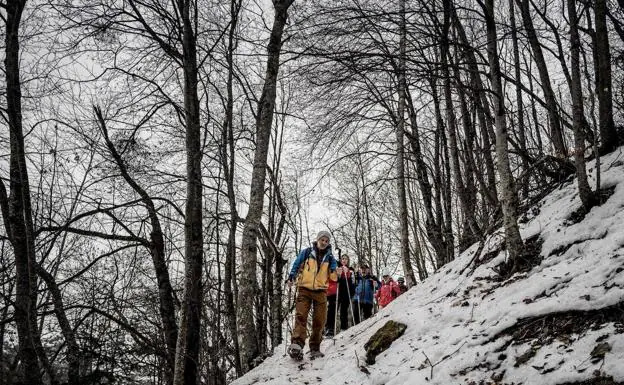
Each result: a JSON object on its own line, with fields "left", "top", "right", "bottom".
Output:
{"left": 359, "top": 299, "right": 362, "bottom": 323}
{"left": 284, "top": 282, "right": 292, "bottom": 356}
{"left": 335, "top": 248, "right": 342, "bottom": 336}
{"left": 345, "top": 272, "right": 355, "bottom": 327}
{"left": 285, "top": 279, "right": 300, "bottom": 354}
{"left": 333, "top": 281, "right": 339, "bottom": 339}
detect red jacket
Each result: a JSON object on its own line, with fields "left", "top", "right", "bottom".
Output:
{"left": 376, "top": 279, "right": 400, "bottom": 308}
{"left": 327, "top": 278, "right": 338, "bottom": 296}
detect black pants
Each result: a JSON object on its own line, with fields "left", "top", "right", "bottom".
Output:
{"left": 338, "top": 297, "right": 350, "bottom": 330}
{"left": 327, "top": 295, "right": 351, "bottom": 333}
{"left": 326, "top": 295, "right": 336, "bottom": 333}
{"left": 352, "top": 301, "right": 373, "bottom": 325}
{"left": 361, "top": 303, "right": 373, "bottom": 319}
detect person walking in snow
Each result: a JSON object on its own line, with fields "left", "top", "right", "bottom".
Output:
{"left": 325, "top": 267, "right": 338, "bottom": 337}
{"left": 325, "top": 254, "right": 355, "bottom": 337}
{"left": 287, "top": 231, "right": 337, "bottom": 360}
{"left": 353, "top": 264, "right": 380, "bottom": 324}
{"left": 376, "top": 269, "right": 400, "bottom": 308}
{"left": 397, "top": 277, "right": 408, "bottom": 296}
{"left": 335, "top": 254, "right": 356, "bottom": 333}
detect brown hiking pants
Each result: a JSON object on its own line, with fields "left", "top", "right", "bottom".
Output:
{"left": 291, "top": 287, "right": 327, "bottom": 351}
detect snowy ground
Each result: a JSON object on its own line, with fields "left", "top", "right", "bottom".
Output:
{"left": 232, "top": 149, "right": 624, "bottom": 385}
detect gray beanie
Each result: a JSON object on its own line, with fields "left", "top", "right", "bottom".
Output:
{"left": 316, "top": 230, "right": 331, "bottom": 242}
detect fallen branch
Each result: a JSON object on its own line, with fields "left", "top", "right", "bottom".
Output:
{"left": 421, "top": 341, "right": 467, "bottom": 380}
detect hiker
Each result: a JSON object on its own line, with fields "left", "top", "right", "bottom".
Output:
{"left": 352, "top": 264, "right": 379, "bottom": 324}
{"left": 376, "top": 269, "right": 400, "bottom": 308}
{"left": 287, "top": 231, "right": 337, "bottom": 360}
{"left": 337, "top": 255, "right": 356, "bottom": 331}
{"left": 325, "top": 269, "right": 338, "bottom": 337}
{"left": 397, "top": 277, "right": 408, "bottom": 295}
{"left": 326, "top": 254, "right": 355, "bottom": 336}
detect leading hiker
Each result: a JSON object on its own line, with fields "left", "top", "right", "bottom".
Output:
{"left": 287, "top": 231, "right": 337, "bottom": 360}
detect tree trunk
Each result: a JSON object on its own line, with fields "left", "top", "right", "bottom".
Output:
{"left": 406, "top": 89, "right": 447, "bottom": 268}
{"left": 568, "top": 0, "right": 595, "bottom": 210}
{"left": 517, "top": 0, "right": 567, "bottom": 158}
{"left": 357, "top": 152, "right": 375, "bottom": 266}
{"left": 484, "top": 0, "right": 525, "bottom": 262}
{"left": 268, "top": 109, "right": 288, "bottom": 351}
{"left": 406, "top": 170, "right": 428, "bottom": 281}
{"left": 452, "top": 9, "right": 499, "bottom": 208}
{"left": 238, "top": 0, "right": 294, "bottom": 373}
{"left": 1, "top": 1, "right": 43, "bottom": 383}
{"left": 526, "top": 56, "right": 545, "bottom": 158}
{"left": 173, "top": 0, "right": 204, "bottom": 383}
{"left": 441, "top": 0, "right": 480, "bottom": 249}
{"left": 453, "top": 65, "right": 481, "bottom": 250}
{"left": 396, "top": 0, "right": 416, "bottom": 287}
{"left": 221, "top": 0, "right": 243, "bottom": 376}
{"left": 594, "top": 0, "right": 618, "bottom": 154}
{"left": 509, "top": 0, "right": 529, "bottom": 199}
{"left": 95, "top": 107, "right": 178, "bottom": 385}
{"left": 426, "top": 79, "right": 454, "bottom": 268}
{"left": 36, "top": 266, "right": 80, "bottom": 385}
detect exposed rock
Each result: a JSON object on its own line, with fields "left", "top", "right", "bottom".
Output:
{"left": 364, "top": 320, "right": 407, "bottom": 365}
{"left": 590, "top": 342, "right": 611, "bottom": 359}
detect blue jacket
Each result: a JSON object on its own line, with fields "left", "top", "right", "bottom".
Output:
{"left": 354, "top": 273, "right": 380, "bottom": 304}
{"left": 288, "top": 244, "right": 337, "bottom": 291}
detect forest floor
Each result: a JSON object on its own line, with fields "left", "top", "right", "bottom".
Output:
{"left": 231, "top": 148, "right": 624, "bottom": 385}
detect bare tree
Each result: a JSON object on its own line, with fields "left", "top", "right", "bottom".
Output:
{"left": 94, "top": 106, "right": 179, "bottom": 385}
{"left": 481, "top": 0, "right": 525, "bottom": 262}
{"left": 172, "top": 0, "right": 204, "bottom": 382}
{"left": 568, "top": 0, "right": 595, "bottom": 210}
{"left": 396, "top": 0, "right": 417, "bottom": 287}
{"left": 516, "top": 0, "right": 568, "bottom": 158}
{"left": 0, "top": 0, "right": 43, "bottom": 383}
{"left": 237, "top": 0, "right": 294, "bottom": 373}
{"left": 219, "top": 0, "right": 243, "bottom": 376}
{"left": 595, "top": 0, "right": 618, "bottom": 154}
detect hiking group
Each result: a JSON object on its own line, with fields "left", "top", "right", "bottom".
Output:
{"left": 286, "top": 231, "right": 410, "bottom": 361}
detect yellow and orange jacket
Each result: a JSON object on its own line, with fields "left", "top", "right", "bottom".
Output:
{"left": 288, "top": 244, "right": 337, "bottom": 291}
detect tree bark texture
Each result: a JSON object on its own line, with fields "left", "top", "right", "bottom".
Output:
{"left": 484, "top": 0, "right": 525, "bottom": 261}
{"left": 594, "top": 0, "right": 618, "bottom": 154}
{"left": 406, "top": 90, "right": 447, "bottom": 270}
{"left": 441, "top": 0, "right": 480, "bottom": 249}
{"left": 396, "top": 0, "right": 417, "bottom": 287}
{"left": 221, "top": 0, "right": 243, "bottom": 376}
{"left": 567, "top": 0, "right": 595, "bottom": 209}
{"left": 238, "top": 0, "right": 294, "bottom": 373}
{"left": 95, "top": 107, "right": 178, "bottom": 385}
{"left": 452, "top": 9, "right": 499, "bottom": 209}
{"left": 36, "top": 266, "right": 80, "bottom": 385}
{"left": 173, "top": 0, "right": 204, "bottom": 384}
{"left": 509, "top": 0, "right": 529, "bottom": 199}
{"left": 517, "top": 0, "right": 568, "bottom": 158}
{"left": 2, "top": 0, "right": 43, "bottom": 383}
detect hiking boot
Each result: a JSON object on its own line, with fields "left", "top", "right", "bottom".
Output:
{"left": 309, "top": 350, "right": 324, "bottom": 360}
{"left": 288, "top": 343, "right": 303, "bottom": 361}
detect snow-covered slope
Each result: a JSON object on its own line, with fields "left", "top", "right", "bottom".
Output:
{"left": 233, "top": 149, "right": 624, "bottom": 385}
